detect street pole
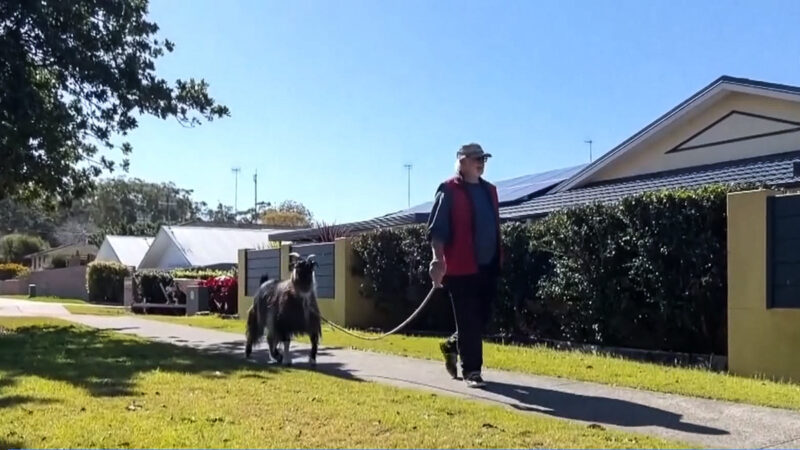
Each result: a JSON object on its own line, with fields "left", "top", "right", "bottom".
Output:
{"left": 584, "top": 139, "right": 593, "bottom": 162}
{"left": 232, "top": 167, "right": 240, "bottom": 213}
{"left": 403, "top": 164, "right": 412, "bottom": 208}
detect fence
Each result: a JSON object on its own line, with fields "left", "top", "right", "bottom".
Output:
{"left": 0, "top": 266, "right": 88, "bottom": 299}
{"left": 237, "top": 238, "right": 393, "bottom": 328}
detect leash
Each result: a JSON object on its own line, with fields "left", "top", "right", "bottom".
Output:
{"left": 313, "top": 285, "right": 442, "bottom": 340}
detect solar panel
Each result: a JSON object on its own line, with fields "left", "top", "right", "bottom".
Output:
{"left": 384, "top": 163, "right": 587, "bottom": 217}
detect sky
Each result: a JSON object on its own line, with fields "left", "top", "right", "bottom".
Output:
{"left": 114, "top": 0, "right": 800, "bottom": 224}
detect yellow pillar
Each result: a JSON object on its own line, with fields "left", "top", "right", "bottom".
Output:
{"left": 237, "top": 248, "right": 250, "bottom": 319}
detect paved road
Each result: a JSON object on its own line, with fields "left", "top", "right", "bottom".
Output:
{"left": 3, "top": 297, "right": 800, "bottom": 448}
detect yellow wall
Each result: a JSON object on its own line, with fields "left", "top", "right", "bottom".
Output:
{"left": 728, "top": 189, "right": 800, "bottom": 383}
{"left": 237, "top": 248, "right": 252, "bottom": 319}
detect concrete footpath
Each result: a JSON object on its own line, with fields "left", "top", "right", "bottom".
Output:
{"left": 3, "top": 297, "right": 800, "bottom": 448}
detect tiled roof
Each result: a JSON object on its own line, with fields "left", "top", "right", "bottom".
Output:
{"left": 501, "top": 150, "right": 800, "bottom": 219}
{"left": 267, "top": 212, "right": 427, "bottom": 242}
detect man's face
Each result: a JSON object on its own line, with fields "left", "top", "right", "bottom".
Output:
{"left": 461, "top": 155, "right": 488, "bottom": 178}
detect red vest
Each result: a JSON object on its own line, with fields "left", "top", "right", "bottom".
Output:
{"left": 442, "top": 176, "right": 502, "bottom": 276}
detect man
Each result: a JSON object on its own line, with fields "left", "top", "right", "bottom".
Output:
{"left": 427, "top": 143, "right": 502, "bottom": 388}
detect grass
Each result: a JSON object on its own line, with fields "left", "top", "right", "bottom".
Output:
{"left": 1, "top": 295, "right": 87, "bottom": 304}
{"left": 144, "top": 314, "right": 800, "bottom": 412}
{"left": 64, "top": 305, "right": 128, "bottom": 316}
{"left": 0, "top": 317, "right": 683, "bottom": 449}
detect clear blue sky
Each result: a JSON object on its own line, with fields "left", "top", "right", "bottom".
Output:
{"left": 117, "top": 0, "right": 800, "bottom": 224}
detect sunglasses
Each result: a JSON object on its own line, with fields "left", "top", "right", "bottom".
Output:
{"left": 471, "top": 156, "right": 489, "bottom": 163}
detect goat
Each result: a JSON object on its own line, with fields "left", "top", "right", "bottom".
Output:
{"left": 244, "top": 252, "right": 322, "bottom": 367}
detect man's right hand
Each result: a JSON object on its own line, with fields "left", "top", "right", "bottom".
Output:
{"left": 429, "top": 259, "right": 446, "bottom": 288}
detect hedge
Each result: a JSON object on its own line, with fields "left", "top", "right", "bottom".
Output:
{"left": 171, "top": 268, "right": 234, "bottom": 280}
{"left": 134, "top": 269, "right": 174, "bottom": 303}
{"left": 86, "top": 261, "right": 130, "bottom": 303}
{"left": 0, "top": 263, "right": 30, "bottom": 281}
{"left": 351, "top": 184, "right": 749, "bottom": 355}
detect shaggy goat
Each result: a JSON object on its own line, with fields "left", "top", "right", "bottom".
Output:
{"left": 244, "top": 253, "right": 322, "bottom": 367}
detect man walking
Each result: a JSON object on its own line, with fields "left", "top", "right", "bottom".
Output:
{"left": 427, "top": 143, "right": 502, "bottom": 388}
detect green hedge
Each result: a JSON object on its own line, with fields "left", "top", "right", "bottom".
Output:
{"left": 0, "top": 262, "right": 30, "bottom": 281}
{"left": 134, "top": 269, "right": 173, "bottom": 303}
{"left": 86, "top": 261, "right": 130, "bottom": 303}
{"left": 171, "top": 268, "right": 234, "bottom": 280}
{"left": 351, "top": 184, "right": 749, "bottom": 355}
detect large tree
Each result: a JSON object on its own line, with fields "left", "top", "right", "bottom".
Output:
{"left": 260, "top": 200, "right": 314, "bottom": 227}
{"left": 0, "top": 0, "right": 229, "bottom": 204}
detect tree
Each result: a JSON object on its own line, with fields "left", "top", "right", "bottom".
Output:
{"left": 0, "top": 233, "right": 48, "bottom": 263}
{"left": 260, "top": 200, "right": 314, "bottom": 227}
{"left": 0, "top": 0, "right": 229, "bottom": 205}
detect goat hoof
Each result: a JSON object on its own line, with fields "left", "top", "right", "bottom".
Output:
{"left": 308, "top": 358, "right": 317, "bottom": 369}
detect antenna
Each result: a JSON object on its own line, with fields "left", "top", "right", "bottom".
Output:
{"left": 253, "top": 169, "right": 258, "bottom": 221}
{"left": 231, "top": 166, "right": 241, "bottom": 213}
{"left": 403, "top": 163, "right": 412, "bottom": 208}
{"left": 584, "top": 139, "right": 593, "bottom": 162}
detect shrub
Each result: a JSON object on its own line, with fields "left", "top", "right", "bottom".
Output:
{"left": 0, "top": 262, "right": 30, "bottom": 281}
{"left": 199, "top": 275, "right": 238, "bottom": 314}
{"left": 351, "top": 184, "right": 746, "bottom": 355}
{"left": 0, "top": 234, "right": 47, "bottom": 263}
{"left": 133, "top": 269, "right": 173, "bottom": 303}
{"left": 171, "top": 268, "right": 232, "bottom": 280}
{"left": 51, "top": 255, "right": 68, "bottom": 269}
{"left": 86, "top": 261, "right": 130, "bottom": 303}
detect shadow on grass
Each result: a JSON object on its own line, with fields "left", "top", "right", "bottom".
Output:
{"left": 0, "top": 395, "right": 59, "bottom": 409}
{"left": 0, "top": 438, "right": 24, "bottom": 450}
{"left": 485, "top": 381, "right": 728, "bottom": 436}
{"left": 0, "top": 323, "right": 359, "bottom": 399}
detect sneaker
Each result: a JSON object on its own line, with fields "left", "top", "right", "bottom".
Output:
{"left": 464, "top": 372, "right": 486, "bottom": 389}
{"left": 439, "top": 341, "right": 458, "bottom": 379}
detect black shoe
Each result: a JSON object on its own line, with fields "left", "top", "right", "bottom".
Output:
{"left": 439, "top": 341, "right": 458, "bottom": 379}
{"left": 464, "top": 372, "right": 486, "bottom": 389}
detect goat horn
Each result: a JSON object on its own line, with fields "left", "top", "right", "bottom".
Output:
{"left": 288, "top": 252, "right": 301, "bottom": 259}
{"left": 307, "top": 254, "right": 316, "bottom": 261}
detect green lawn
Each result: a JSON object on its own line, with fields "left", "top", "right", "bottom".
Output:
{"left": 0, "top": 317, "right": 681, "bottom": 449}
{"left": 1, "top": 295, "right": 87, "bottom": 304}
{"left": 64, "top": 304, "right": 129, "bottom": 316}
{"left": 145, "top": 314, "right": 800, "bottom": 411}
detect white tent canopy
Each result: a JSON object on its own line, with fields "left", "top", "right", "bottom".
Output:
{"left": 137, "top": 226, "right": 279, "bottom": 270}
{"left": 96, "top": 235, "right": 154, "bottom": 267}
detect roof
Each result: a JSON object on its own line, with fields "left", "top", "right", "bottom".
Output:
{"left": 269, "top": 164, "right": 586, "bottom": 241}
{"left": 553, "top": 75, "right": 800, "bottom": 193}
{"left": 102, "top": 235, "right": 154, "bottom": 267}
{"left": 501, "top": 149, "right": 800, "bottom": 219}
{"left": 160, "top": 225, "right": 277, "bottom": 268}
{"left": 25, "top": 243, "right": 98, "bottom": 258}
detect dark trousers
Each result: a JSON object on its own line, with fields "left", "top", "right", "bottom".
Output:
{"left": 442, "top": 265, "right": 497, "bottom": 375}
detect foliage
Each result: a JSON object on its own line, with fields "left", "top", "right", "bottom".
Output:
{"left": 352, "top": 184, "right": 743, "bottom": 354}
{"left": 260, "top": 200, "right": 314, "bottom": 227}
{"left": 133, "top": 270, "right": 173, "bottom": 303}
{"left": 0, "top": 0, "right": 229, "bottom": 205}
{"left": 86, "top": 261, "right": 130, "bottom": 303}
{"left": 0, "top": 262, "right": 30, "bottom": 281}
{"left": 171, "top": 268, "right": 233, "bottom": 280}
{"left": 312, "top": 221, "right": 351, "bottom": 243}
{"left": 198, "top": 276, "right": 238, "bottom": 314}
{"left": 50, "top": 255, "right": 67, "bottom": 269}
{"left": 0, "top": 234, "right": 48, "bottom": 263}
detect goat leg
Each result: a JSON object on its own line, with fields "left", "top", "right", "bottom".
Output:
{"left": 308, "top": 332, "right": 319, "bottom": 368}
{"left": 282, "top": 340, "right": 292, "bottom": 366}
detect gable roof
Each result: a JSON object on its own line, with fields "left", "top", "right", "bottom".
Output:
{"left": 139, "top": 225, "right": 278, "bottom": 269}
{"left": 553, "top": 76, "right": 800, "bottom": 193}
{"left": 501, "top": 149, "right": 800, "bottom": 219}
{"left": 102, "top": 235, "right": 154, "bottom": 267}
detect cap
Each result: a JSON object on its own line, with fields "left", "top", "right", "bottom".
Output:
{"left": 457, "top": 143, "right": 492, "bottom": 160}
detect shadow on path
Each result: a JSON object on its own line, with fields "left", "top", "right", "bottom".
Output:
{"left": 485, "top": 381, "right": 729, "bottom": 436}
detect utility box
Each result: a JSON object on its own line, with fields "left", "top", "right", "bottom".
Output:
{"left": 28, "top": 284, "right": 37, "bottom": 298}
{"left": 186, "top": 285, "right": 209, "bottom": 316}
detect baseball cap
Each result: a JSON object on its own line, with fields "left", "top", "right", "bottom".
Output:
{"left": 457, "top": 143, "right": 492, "bottom": 160}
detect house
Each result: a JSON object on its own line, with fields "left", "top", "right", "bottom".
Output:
{"left": 27, "top": 243, "right": 99, "bottom": 271}
{"left": 137, "top": 225, "right": 284, "bottom": 270}
{"left": 270, "top": 75, "right": 800, "bottom": 241}
{"left": 95, "top": 235, "right": 155, "bottom": 268}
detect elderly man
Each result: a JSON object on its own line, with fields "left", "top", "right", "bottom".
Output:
{"left": 427, "top": 143, "right": 502, "bottom": 388}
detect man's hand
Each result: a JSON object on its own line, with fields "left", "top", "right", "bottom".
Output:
{"left": 429, "top": 258, "right": 446, "bottom": 287}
